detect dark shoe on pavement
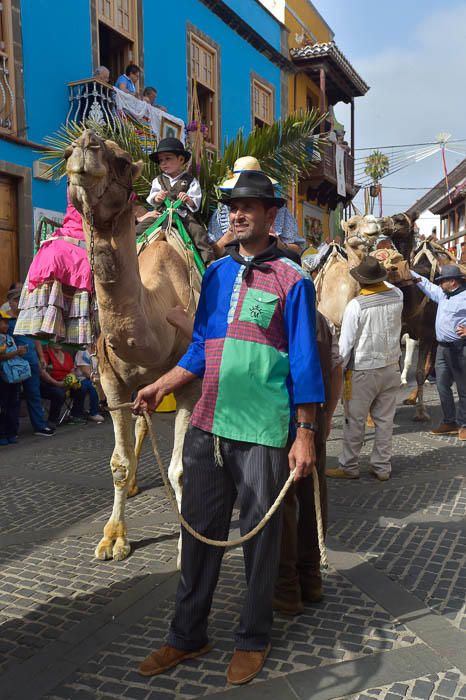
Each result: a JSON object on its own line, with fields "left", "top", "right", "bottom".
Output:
{"left": 301, "top": 575, "right": 323, "bottom": 603}
{"left": 227, "top": 643, "right": 271, "bottom": 685}
{"left": 459, "top": 427, "right": 466, "bottom": 441}
{"left": 325, "top": 467, "right": 359, "bottom": 479}
{"left": 138, "top": 643, "right": 212, "bottom": 677}
{"left": 369, "top": 468, "right": 390, "bottom": 482}
{"left": 431, "top": 422, "right": 458, "bottom": 435}
{"left": 273, "top": 593, "right": 304, "bottom": 616}
{"left": 7, "top": 436, "right": 18, "bottom": 444}
{"left": 34, "top": 427, "right": 55, "bottom": 437}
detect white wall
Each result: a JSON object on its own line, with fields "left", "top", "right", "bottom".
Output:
{"left": 415, "top": 209, "right": 440, "bottom": 239}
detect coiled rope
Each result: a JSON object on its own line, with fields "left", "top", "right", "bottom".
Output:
{"left": 107, "top": 403, "right": 328, "bottom": 567}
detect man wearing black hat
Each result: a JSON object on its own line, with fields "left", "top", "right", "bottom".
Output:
{"left": 135, "top": 137, "right": 214, "bottom": 263}
{"left": 326, "top": 256, "right": 404, "bottom": 481}
{"left": 134, "top": 171, "right": 325, "bottom": 684}
{"left": 411, "top": 264, "right": 466, "bottom": 440}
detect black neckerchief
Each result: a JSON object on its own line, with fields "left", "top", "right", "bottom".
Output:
{"left": 445, "top": 282, "right": 466, "bottom": 299}
{"left": 225, "top": 236, "right": 296, "bottom": 279}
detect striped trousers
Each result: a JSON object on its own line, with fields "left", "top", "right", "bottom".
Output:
{"left": 167, "top": 425, "right": 288, "bottom": 651}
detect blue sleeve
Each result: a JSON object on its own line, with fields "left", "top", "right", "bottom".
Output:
{"left": 411, "top": 272, "right": 445, "bottom": 303}
{"left": 284, "top": 278, "right": 325, "bottom": 405}
{"left": 177, "top": 271, "right": 211, "bottom": 377}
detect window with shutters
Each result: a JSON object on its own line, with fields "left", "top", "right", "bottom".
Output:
{"left": 251, "top": 76, "right": 274, "bottom": 128}
{"left": 0, "top": 0, "right": 16, "bottom": 132}
{"left": 97, "top": 0, "right": 138, "bottom": 82}
{"left": 189, "top": 32, "right": 219, "bottom": 150}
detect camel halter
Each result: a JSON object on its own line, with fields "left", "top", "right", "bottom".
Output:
{"left": 107, "top": 404, "right": 328, "bottom": 565}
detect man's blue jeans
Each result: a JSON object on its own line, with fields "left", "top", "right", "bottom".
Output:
{"left": 435, "top": 343, "right": 466, "bottom": 427}
{"left": 22, "top": 363, "right": 48, "bottom": 431}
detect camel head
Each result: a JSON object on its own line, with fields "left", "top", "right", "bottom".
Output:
{"left": 65, "top": 129, "right": 143, "bottom": 230}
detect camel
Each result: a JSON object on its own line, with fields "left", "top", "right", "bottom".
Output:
{"left": 312, "top": 214, "right": 443, "bottom": 422}
{"left": 65, "top": 129, "right": 200, "bottom": 561}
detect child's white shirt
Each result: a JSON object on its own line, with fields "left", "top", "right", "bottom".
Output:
{"left": 146, "top": 171, "right": 202, "bottom": 215}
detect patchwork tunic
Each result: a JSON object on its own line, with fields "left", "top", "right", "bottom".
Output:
{"left": 167, "top": 250, "right": 325, "bottom": 652}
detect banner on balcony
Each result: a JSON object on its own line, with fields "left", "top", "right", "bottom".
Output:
{"left": 335, "top": 145, "right": 346, "bottom": 197}
{"left": 113, "top": 88, "right": 185, "bottom": 144}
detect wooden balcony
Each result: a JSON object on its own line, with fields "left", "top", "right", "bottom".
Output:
{"left": 299, "top": 141, "right": 356, "bottom": 209}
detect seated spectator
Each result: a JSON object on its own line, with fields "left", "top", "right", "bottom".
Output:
{"left": 94, "top": 65, "right": 110, "bottom": 83}
{"left": 142, "top": 86, "right": 167, "bottom": 112}
{"left": 1, "top": 281, "right": 22, "bottom": 313}
{"left": 0, "top": 311, "right": 27, "bottom": 446}
{"left": 74, "top": 346, "right": 104, "bottom": 423}
{"left": 7, "top": 288, "right": 55, "bottom": 437}
{"left": 40, "top": 344, "right": 87, "bottom": 427}
{"left": 115, "top": 64, "right": 140, "bottom": 95}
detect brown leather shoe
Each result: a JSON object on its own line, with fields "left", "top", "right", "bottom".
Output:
{"left": 459, "top": 427, "right": 466, "bottom": 441}
{"left": 272, "top": 594, "right": 304, "bottom": 616}
{"left": 325, "top": 467, "right": 359, "bottom": 479}
{"left": 138, "top": 643, "right": 212, "bottom": 677}
{"left": 301, "top": 575, "right": 323, "bottom": 603}
{"left": 431, "top": 422, "right": 459, "bottom": 435}
{"left": 227, "top": 643, "right": 271, "bottom": 685}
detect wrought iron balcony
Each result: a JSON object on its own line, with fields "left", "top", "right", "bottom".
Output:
{"left": 0, "top": 52, "right": 15, "bottom": 130}
{"left": 299, "top": 140, "right": 356, "bottom": 209}
{"left": 66, "top": 78, "right": 117, "bottom": 126}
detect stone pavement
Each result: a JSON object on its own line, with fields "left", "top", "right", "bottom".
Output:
{"left": 0, "top": 383, "right": 465, "bottom": 700}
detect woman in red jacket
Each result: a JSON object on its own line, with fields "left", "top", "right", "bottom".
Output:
{"left": 40, "top": 345, "right": 86, "bottom": 427}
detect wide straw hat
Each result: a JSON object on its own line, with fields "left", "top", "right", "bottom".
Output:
{"left": 149, "top": 137, "right": 191, "bottom": 164}
{"left": 219, "top": 156, "right": 278, "bottom": 190}
{"left": 350, "top": 256, "right": 388, "bottom": 285}
{"left": 220, "top": 170, "right": 285, "bottom": 207}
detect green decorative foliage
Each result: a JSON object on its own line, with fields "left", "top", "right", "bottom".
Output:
{"left": 40, "top": 109, "right": 323, "bottom": 225}
{"left": 364, "top": 150, "right": 390, "bottom": 183}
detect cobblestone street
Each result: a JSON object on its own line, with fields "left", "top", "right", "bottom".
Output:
{"left": 0, "top": 383, "right": 465, "bottom": 700}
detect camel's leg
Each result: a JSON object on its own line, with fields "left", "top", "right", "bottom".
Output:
{"left": 413, "top": 340, "right": 433, "bottom": 422}
{"left": 169, "top": 381, "right": 200, "bottom": 569}
{"left": 128, "top": 415, "right": 147, "bottom": 498}
{"left": 95, "top": 385, "right": 135, "bottom": 561}
{"left": 401, "top": 335, "right": 417, "bottom": 385}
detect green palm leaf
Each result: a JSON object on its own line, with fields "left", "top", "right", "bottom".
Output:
{"left": 40, "top": 109, "right": 323, "bottom": 224}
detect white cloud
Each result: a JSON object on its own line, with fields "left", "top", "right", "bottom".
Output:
{"left": 335, "top": 3, "right": 466, "bottom": 211}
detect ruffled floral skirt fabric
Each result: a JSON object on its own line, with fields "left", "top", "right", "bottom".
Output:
{"left": 15, "top": 279, "right": 96, "bottom": 345}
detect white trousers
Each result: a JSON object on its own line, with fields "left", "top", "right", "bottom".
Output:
{"left": 339, "top": 364, "right": 400, "bottom": 476}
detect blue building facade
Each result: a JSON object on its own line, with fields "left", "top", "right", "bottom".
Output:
{"left": 0, "top": 0, "right": 291, "bottom": 298}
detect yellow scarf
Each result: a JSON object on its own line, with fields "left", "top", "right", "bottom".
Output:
{"left": 359, "top": 282, "right": 390, "bottom": 296}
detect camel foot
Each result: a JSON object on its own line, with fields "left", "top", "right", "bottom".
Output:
{"left": 400, "top": 378, "right": 408, "bottom": 386}
{"left": 413, "top": 412, "right": 430, "bottom": 423}
{"left": 95, "top": 538, "right": 114, "bottom": 561}
{"left": 113, "top": 537, "right": 131, "bottom": 561}
{"left": 127, "top": 482, "right": 140, "bottom": 498}
{"left": 403, "top": 398, "right": 417, "bottom": 406}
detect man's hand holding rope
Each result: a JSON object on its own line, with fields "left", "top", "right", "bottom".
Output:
{"left": 133, "top": 366, "right": 196, "bottom": 415}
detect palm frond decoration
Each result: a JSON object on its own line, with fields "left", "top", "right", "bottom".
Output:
{"left": 40, "top": 109, "right": 323, "bottom": 225}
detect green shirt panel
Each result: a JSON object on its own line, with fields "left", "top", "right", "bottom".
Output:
{"left": 212, "top": 337, "right": 290, "bottom": 448}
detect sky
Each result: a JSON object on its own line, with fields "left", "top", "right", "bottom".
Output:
{"left": 311, "top": 0, "right": 466, "bottom": 218}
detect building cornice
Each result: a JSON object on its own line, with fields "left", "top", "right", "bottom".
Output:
{"left": 0, "top": 131, "right": 48, "bottom": 151}
{"left": 198, "top": 0, "right": 295, "bottom": 72}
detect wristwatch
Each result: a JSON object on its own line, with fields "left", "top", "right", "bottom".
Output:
{"left": 296, "top": 421, "right": 318, "bottom": 432}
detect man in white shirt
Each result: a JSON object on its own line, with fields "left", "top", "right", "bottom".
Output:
{"left": 326, "top": 256, "right": 403, "bottom": 481}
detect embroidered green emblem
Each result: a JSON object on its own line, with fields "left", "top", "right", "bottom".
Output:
{"left": 239, "top": 288, "right": 279, "bottom": 329}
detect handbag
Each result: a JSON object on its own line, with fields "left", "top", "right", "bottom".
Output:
{"left": 0, "top": 335, "right": 32, "bottom": 384}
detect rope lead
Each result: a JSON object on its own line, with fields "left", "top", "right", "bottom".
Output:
{"left": 107, "top": 403, "right": 328, "bottom": 566}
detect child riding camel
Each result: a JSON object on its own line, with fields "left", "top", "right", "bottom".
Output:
{"left": 135, "top": 137, "right": 215, "bottom": 264}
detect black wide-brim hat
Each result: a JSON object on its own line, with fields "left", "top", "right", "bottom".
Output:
{"left": 434, "top": 264, "right": 465, "bottom": 282}
{"left": 149, "top": 137, "right": 191, "bottom": 163}
{"left": 220, "top": 170, "right": 286, "bottom": 208}
{"left": 350, "top": 255, "right": 387, "bottom": 285}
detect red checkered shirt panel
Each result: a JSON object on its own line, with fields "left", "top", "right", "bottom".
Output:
{"left": 190, "top": 337, "right": 225, "bottom": 433}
